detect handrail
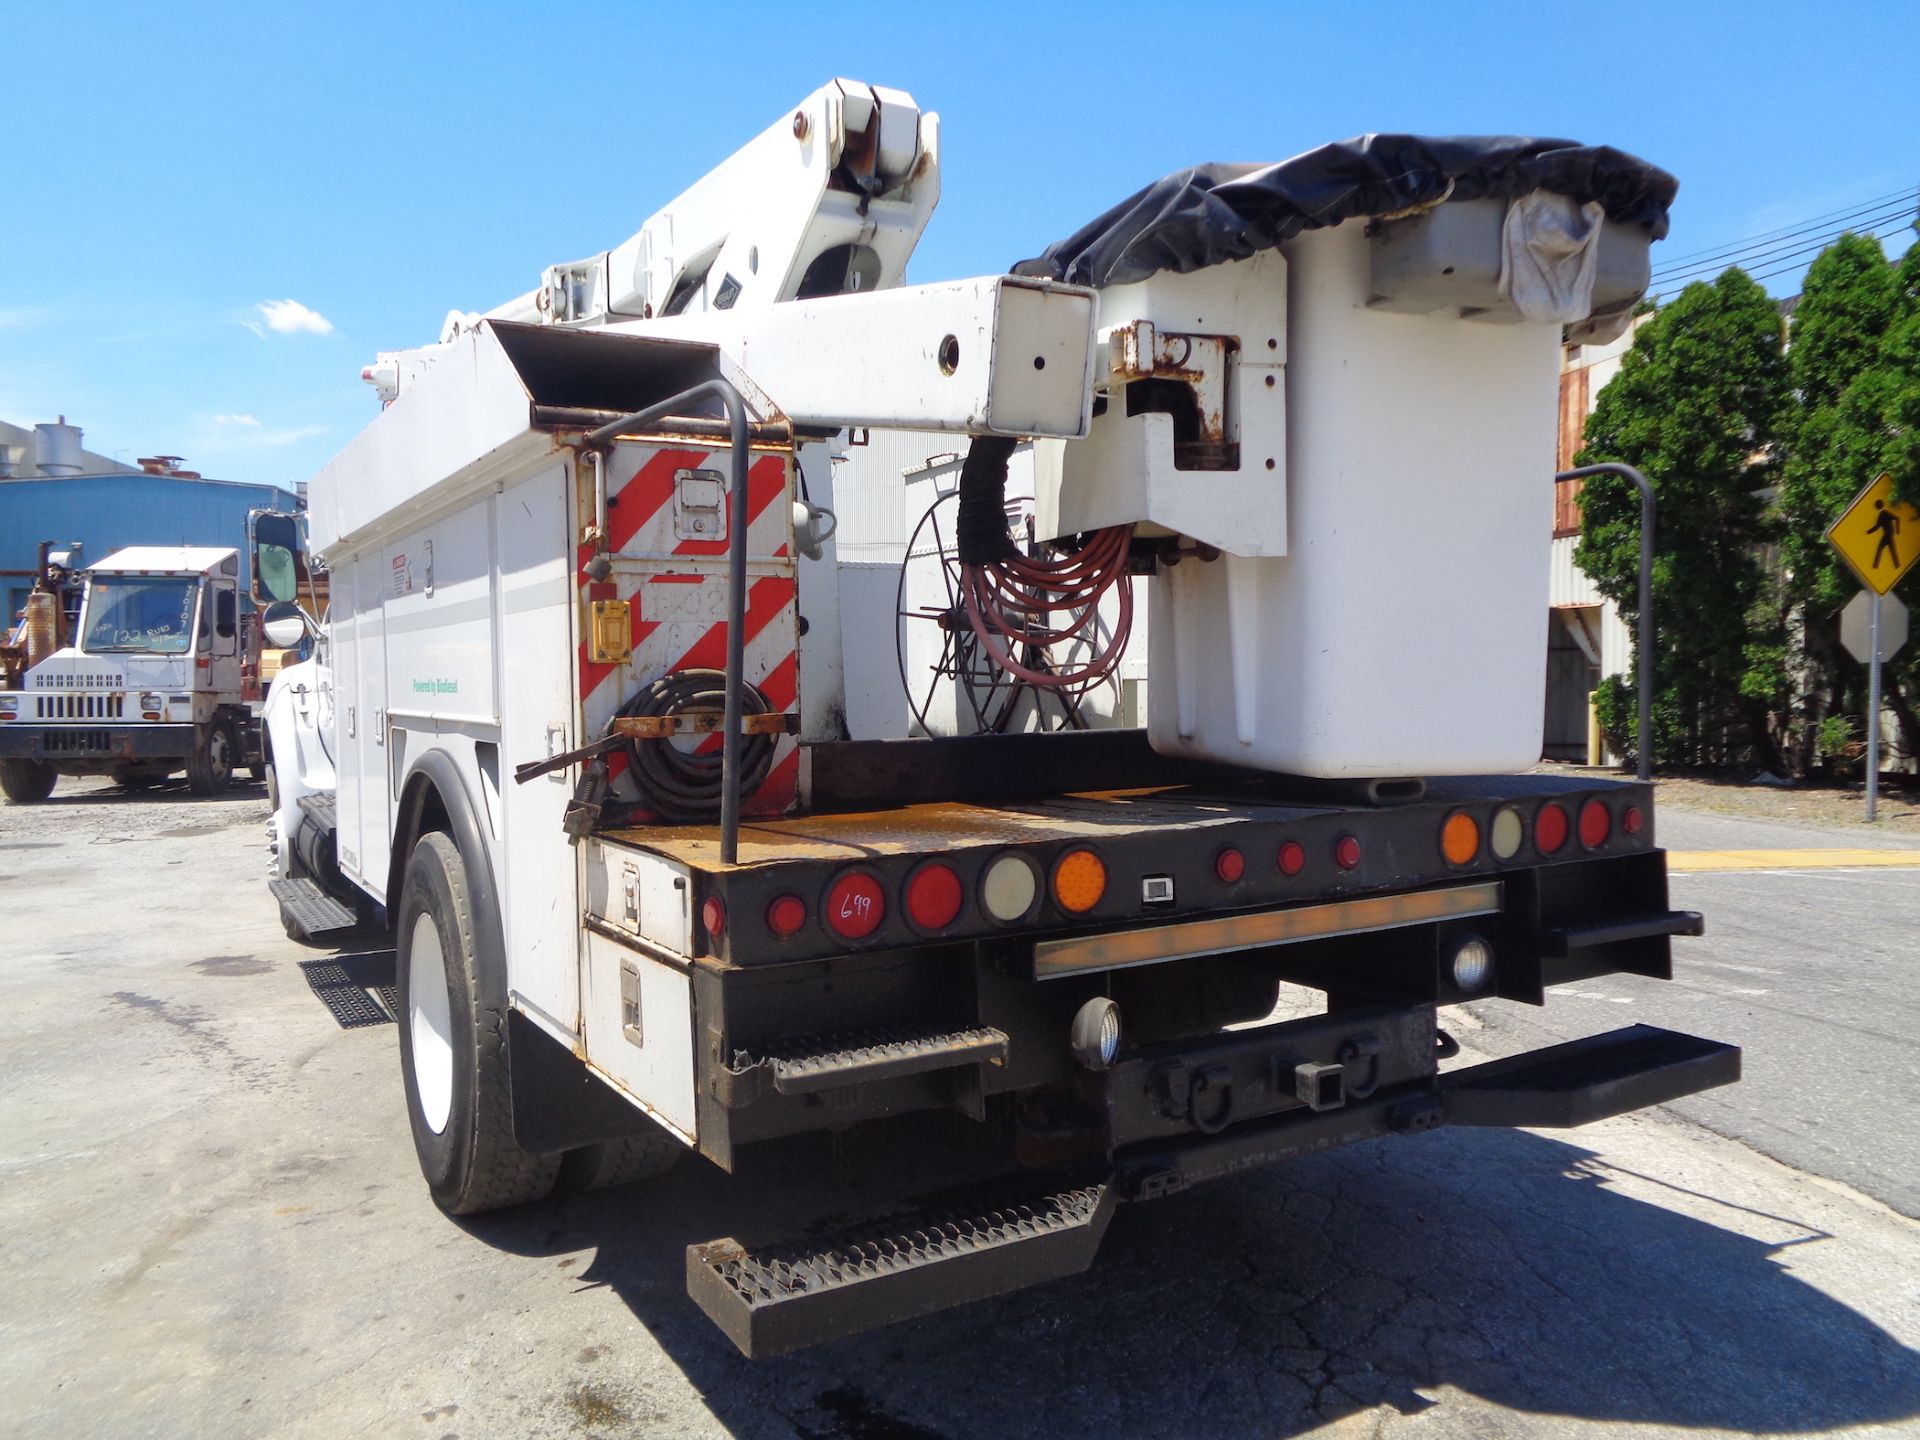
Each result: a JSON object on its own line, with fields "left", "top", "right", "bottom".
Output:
{"left": 1555, "top": 464, "right": 1655, "bottom": 783}
{"left": 587, "top": 380, "right": 752, "bottom": 863}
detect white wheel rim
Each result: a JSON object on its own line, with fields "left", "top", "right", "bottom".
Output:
{"left": 408, "top": 912, "right": 455, "bottom": 1135}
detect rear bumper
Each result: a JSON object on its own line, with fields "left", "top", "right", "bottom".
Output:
{"left": 1117, "top": 1024, "right": 1740, "bottom": 1201}
{"left": 0, "top": 724, "right": 197, "bottom": 760}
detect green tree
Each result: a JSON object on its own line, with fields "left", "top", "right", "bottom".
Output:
{"left": 1776, "top": 233, "right": 1902, "bottom": 770}
{"left": 1575, "top": 267, "right": 1788, "bottom": 769}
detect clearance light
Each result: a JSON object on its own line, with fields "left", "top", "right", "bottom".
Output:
{"left": 981, "top": 853, "right": 1039, "bottom": 923}
{"left": 1623, "top": 805, "right": 1644, "bottom": 836}
{"left": 1052, "top": 849, "right": 1107, "bottom": 914}
{"left": 1277, "top": 840, "right": 1306, "bottom": 877}
{"left": 1449, "top": 934, "right": 1495, "bottom": 991}
{"left": 766, "top": 894, "right": 807, "bottom": 938}
{"left": 1440, "top": 812, "right": 1480, "bottom": 866}
{"left": 1578, "top": 799, "right": 1612, "bottom": 849}
{"left": 1214, "top": 847, "right": 1246, "bottom": 884}
{"left": 905, "top": 862, "right": 964, "bottom": 932}
{"left": 825, "top": 871, "right": 885, "bottom": 939}
{"left": 1333, "top": 835, "right": 1362, "bottom": 871}
{"left": 700, "top": 896, "right": 727, "bottom": 938}
{"left": 1490, "top": 807, "right": 1524, "bottom": 860}
{"left": 1536, "top": 802, "right": 1570, "bottom": 854}
{"left": 1069, "top": 997, "right": 1122, "bottom": 1071}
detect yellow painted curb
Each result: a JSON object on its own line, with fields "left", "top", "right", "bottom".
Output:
{"left": 1669, "top": 848, "right": 1920, "bottom": 873}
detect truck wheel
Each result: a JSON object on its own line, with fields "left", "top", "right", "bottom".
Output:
{"left": 185, "top": 723, "right": 235, "bottom": 796}
{"left": 561, "top": 1132, "right": 684, "bottom": 1193}
{"left": 396, "top": 830, "right": 560, "bottom": 1214}
{"left": 247, "top": 761, "right": 267, "bottom": 783}
{"left": 0, "top": 760, "right": 56, "bottom": 804}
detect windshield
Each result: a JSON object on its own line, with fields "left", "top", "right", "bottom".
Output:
{"left": 81, "top": 575, "right": 200, "bottom": 654}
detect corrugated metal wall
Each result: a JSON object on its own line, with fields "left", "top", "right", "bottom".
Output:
{"left": 0, "top": 474, "right": 301, "bottom": 619}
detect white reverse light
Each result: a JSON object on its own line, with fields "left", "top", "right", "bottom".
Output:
{"left": 981, "top": 852, "right": 1038, "bottom": 923}
{"left": 1069, "top": 996, "right": 1122, "bottom": 1071}
{"left": 1450, "top": 935, "right": 1495, "bottom": 992}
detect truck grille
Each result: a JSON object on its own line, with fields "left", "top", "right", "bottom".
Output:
{"left": 35, "top": 693, "right": 125, "bottom": 719}
{"left": 41, "top": 729, "right": 113, "bottom": 753}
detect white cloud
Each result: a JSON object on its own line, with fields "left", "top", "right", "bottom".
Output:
{"left": 212, "top": 412, "right": 261, "bottom": 427}
{"left": 0, "top": 306, "right": 50, "bottom": 332}
{"left": 251, "top": 299, "right": 334, "bottom": 336}
{"left": 196, "top": 415, "right": 327, "bottom": 454}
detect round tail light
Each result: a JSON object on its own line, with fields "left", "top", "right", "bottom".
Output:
{"left": 1052, "top": 849, "right": 1107, "bottom": 913}
{"left": 1489, "top": 807, "right": 1525, "bottom": 860}
{"left": 981, "top": 853, "right": 1039, "bottom": 923}
{"left": 1440, "top": 812, "right": 1479, "bottom": 866}
{"left": 1214, "top": 847, "right": 1245, "bottom": 884}
{"left": 700, "top": 896, "right": 727, "bottom": 938}
{"left": 1536, "top": 802, "right": 1569, "bottom": 854}
{"left": 1333, "top": 835, "right": 1362, "bottom": 871}
{"left": 1623, "top": 804, "right": 1644, "bottom": 836}
{"left": 905, "top": 862, "right": 964, "bottom": 931}
{"left": 825, "top": 871, "right": 885, "bottom": 939}
{"left": 766, "top": 894, "right": 807, "bottom": 938}
{"left": 1579, "top": 799, "right": 1612, "bottom": 849}
{"left": 1277, "top": 840, "right": 1306, "bottom": 877}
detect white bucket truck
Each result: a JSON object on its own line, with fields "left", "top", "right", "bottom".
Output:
{"left": 0, "top": 545, "right": 266, "bottom": 801}
{"left": 261, "top": 82, "right": 1737, "bottom": 1355}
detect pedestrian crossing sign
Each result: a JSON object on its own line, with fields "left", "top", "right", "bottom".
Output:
{"left": 1827, "top": 471, "right": 1920, "bottom": 596}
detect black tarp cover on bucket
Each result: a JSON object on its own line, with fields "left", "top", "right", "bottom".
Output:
{"left": 1011, "top": 135, "right": 1677, "bottom": 289}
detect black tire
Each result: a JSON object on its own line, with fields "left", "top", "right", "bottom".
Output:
{"left": 185, "top": 723, "right": 235, "bottom": 796}
{"left": 247, "top": 761, "right": 266, "bottom": 782}
{"left": 396, "top": 830, "right": 560, "bottom": 1214}
{"left": 561, "top": 1131, "right": 684, "bottom": 1193}
{"left": 0, "top": 759, "right": 56, "bottom": 805}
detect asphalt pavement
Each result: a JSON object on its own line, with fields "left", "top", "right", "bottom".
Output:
{"left": 1469, "top": 805, "right": 1920, "bottom": 1219}
{"left": 3, "top": 779, "right": 1919, "bottom": 1439}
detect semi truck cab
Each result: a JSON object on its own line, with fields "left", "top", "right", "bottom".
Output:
{"left": 0, "top": 546, "right": 265, "bottom": 801}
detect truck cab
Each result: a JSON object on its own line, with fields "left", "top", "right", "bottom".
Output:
{"left": 0, "top": 546, "right": 265, "bottom": 801}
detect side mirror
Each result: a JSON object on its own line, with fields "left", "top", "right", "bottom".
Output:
{"left": 261, "top": 600, "right": 314, "bottom": 649}
{"left": 248, "top": 510, "right": 310, "bottom": 605}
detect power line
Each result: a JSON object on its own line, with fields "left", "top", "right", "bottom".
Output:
{"left": 1650, "top": 211, "right": 1918, "bottom": 292}
{"left": 1653, "top": 196, "right": 1919, "bottom": 283}
{"left": 1746, "top": 220, "right": 1916, "bottom": 287}
{"left": 1652, "top": 185, "right": 1920, "bottom": 269}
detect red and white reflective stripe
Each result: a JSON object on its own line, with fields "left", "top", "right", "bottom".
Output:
{"left": 576, "top": 445, "right": 799, "bottom": 818}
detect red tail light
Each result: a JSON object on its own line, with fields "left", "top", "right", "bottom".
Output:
{"left": 1277, "top": 840, "right": 1305, "bottom": 877}
{"left": 1623, "top": 804, "right": 1644, "bottom": 836}
{"left": 904, "top": 863, "right": 964, "bottom": 931}
{"left": 1579, "top": 799, "right": 1612, "bottom": 849}
{"left": 1536, "top": 802, "right": 1569, "bottom": 854}
{"left": 766, "top": 894, "right": 807, "bottom": 937}
{"left": 1334, "top": 835, "right": 1362, "bottom": 870}
{"left": 700, "top": 896, "right": 727, "bottom": 937}
{"left": 1214, "top": 847, "right": 1245, "bottom": 883}
{"left": 825, "top": 871, "right": 885, "bottom": 939}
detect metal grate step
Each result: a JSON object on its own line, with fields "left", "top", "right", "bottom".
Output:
{"left": 295, "top": 792, "right": 337, "bottom": 831}
{"left": 270, "top": 876, "right": 360, "bottom": 940}
{"left": 718, "top": 1024, "right": 1009, "bottom": 1104}
{"left": 688, "top": 1179, "right": 1114, "bottom": 1357}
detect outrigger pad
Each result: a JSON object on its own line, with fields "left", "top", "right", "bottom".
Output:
{"left": 687, "top": 1179, "right": 1115, "bottom": 1358}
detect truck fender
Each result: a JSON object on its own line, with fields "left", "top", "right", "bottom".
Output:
{"left": 390, "top": 748, "right": 508, "bottom": 1018}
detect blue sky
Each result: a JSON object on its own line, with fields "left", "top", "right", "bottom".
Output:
{"left": 3, "top": 0, "right": 1914, "bottom": 487}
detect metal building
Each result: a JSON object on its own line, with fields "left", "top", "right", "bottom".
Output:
{"left": 1, "top": 417, "right": 300, "bottom": 622}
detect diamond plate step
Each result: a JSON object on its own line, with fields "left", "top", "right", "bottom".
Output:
{"left": 270, "top": 876, "right": 360, "bottom": 939}
{"left": 717, "top": 1025, "right": 1009, "bottom": 1105}
{"left": 687, "top": 1179, "right": 1114, "bottom": 1357}
{"left": 296, "top": 792, "right": 338, "bottom": 831}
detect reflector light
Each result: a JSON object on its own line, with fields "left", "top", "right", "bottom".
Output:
{"left": 1069, "top": 997, "right": 1122, "bottom": 1071}
{"left": 1623, "top": 805, "right": 1644, "bottom": 836}
{"left": 825, "top": 871, "right": 885, "bottom": 939}
{"left": 1440, "top": 812, "right": 1479, "bottom": 866}
{"left": 981, "top": 853, "right": 1039, "bottom": 923}
{"left": 766, "top": 894, "right": 807, "bottom": 937}
{"left": 1536, "top": 802, "right": 1569, "bottom": 854}
{"left": 1579, "top": 799, "right": 1611, "bottom": 849}
{"left": 700, "top": 896, "right": 726, "bottom": 938}
{"left": 1490, "top": 807, "right": 1524, "bottom": 860}
{"left": 905, "top": 863, "right": 964, "bottom": 931}
{"left": 1334, "top": 835, "right": 1362, "bottom": 871}
{"left": 1214, "top": 847, "right": 1245, "bottom": 884}
{"left": 1052, "top": 849, "right": 1107, "bottom": 913}
{"left": 1449, "top": 934, "right": 1495, "bottom": 991}
{"left": 1277, "top": 840, "right": 1306, "bottom": 877}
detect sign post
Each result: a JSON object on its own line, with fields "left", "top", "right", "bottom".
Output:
{"left": 1827, "top": 473, "right": 1920, "bottom": 822}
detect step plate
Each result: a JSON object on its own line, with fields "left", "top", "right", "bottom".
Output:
{"left": 269, "top": 877, "right": 359, "bottom": 938}
{"left": 688, "top": 1180, "right": 1114, "bottom": 1358}
{"left": 1443, "top": 1024, "right": 1740, "bottom": 1129}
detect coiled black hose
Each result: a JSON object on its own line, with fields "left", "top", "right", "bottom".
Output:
{"left": 618, "top": 669, "right": 774, "bottom": 822}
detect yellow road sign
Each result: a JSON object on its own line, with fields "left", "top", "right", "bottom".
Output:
{"left": 1827, "top": 471, "right": 1920, "bottom": 595}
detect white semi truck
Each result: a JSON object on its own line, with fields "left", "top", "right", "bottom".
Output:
{"left": 0, "top": 545, "right": 267, "bottom": 801}
{"left": 260, "top": 80, "right": 1737, "bottom": 1356}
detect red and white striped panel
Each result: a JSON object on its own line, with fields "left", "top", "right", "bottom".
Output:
{"left": 578, "top": 443, "right": 799, "bottom": 819}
